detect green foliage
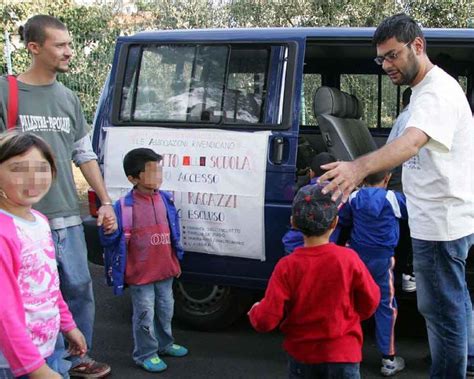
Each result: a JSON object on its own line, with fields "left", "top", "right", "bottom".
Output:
{"left": 404, "top": 0, "right": 474, "bottom": 28}
{"left": 1, "top": 0, "right": 473, "bottom": 123}
{"left": 0, "top": 1, "right": 121, "bottom": 122}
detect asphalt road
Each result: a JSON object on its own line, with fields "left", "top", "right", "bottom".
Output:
{"left": 87, "top": 263, "right": 432, "bottom": 379}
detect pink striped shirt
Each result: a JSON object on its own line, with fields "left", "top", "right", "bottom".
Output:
{"left": 0, "top": 209, "right": 76, "bottom": 377}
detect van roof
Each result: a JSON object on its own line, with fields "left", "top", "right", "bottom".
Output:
{"left": 120, "top": 27, "right": 474, "bottom": 43}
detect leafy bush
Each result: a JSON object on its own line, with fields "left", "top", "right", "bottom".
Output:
{"left": 1, "top": 0, "right": 472, "bottom": 123}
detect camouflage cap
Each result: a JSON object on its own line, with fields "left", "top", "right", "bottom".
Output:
{"left": 292, "top": 184, "right": 342, "bottom": 236}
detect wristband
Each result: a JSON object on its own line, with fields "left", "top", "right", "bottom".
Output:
{"left": 101, "top": 201, "right": 113, "bottom": 206}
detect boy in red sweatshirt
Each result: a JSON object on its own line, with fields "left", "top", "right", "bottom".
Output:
{"left": 248, "top": 184, "right": 380, "bottom": 378}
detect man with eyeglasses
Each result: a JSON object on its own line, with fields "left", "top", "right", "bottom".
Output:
{"left": 319, "top": 13, "right": 474, "bottom": 379}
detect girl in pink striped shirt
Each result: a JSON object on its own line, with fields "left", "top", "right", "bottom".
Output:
{"left": 0, "top": 132, "right": 86, "bottom": 379}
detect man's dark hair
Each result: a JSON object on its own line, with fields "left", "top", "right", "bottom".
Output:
{"left": 402, "top": 87, "right": 412, "bottom": 108}
{"left": 123, "top": 148, "right": 163, "bottom": 178}
{"left": 0, "top": 131, "right": 57, "bottom": 177}
{"left": 364, "top": 170, "right": 389, "bottom": 186}
{"left": 310, "top": 152, "right": 336, "bottom": 178}
{"left": 20, "top": 15, "right": 67, "bottom": 45}
{"left": 373, "top": 13, "right": 426, "bottom": 52}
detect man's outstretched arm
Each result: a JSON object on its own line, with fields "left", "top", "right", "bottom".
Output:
{"left": 319, "top": 127, "right": 428, "bottom": 201}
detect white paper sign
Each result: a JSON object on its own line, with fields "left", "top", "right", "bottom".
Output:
{"left": 104, "top": 127, "right": 270, "bottom": 260}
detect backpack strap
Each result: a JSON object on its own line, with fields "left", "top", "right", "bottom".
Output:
{"left": 120, "top": 197, "right": 133, "bottom": 246}
{"left": 6, "top": 75, "right": 19, "bottom": 130}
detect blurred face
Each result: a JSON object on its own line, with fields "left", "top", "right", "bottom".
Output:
{"left": 29, "top": 27, "right": 73, "bottom": 73}
{"left": 376, "top": 37, "right": 421, "bottom": 86}
{"left": 0, "top": 147, "right": 53, "bottom": 208}
{"left": 132, "top": 161, "right": 163, "bottom": 193}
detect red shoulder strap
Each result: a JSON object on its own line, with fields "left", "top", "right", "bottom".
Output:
{"left": 120, "top": 197, "right": 133, "bottom": 245}
{"left": 6, "top": 75, "right": 19, "bottom": 130}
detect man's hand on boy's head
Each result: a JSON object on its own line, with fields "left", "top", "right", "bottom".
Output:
{"left": 318, "top": 161, "right": 365, "bottom": 202}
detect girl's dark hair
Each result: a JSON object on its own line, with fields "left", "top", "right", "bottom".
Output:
{"left": 20, "top": 14, "right": 67, "bottom": 45}
{"left": 373, "top": 13, "right": 426, "bottom": 52}
{"left": 0, "top": 131, "right": 57, "bottom": 177}
{"left": 123, "top": 148, "right": 163, "bottom": 178}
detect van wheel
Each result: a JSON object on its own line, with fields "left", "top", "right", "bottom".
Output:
{"left": 173, "top": 281, "right": 252, "bottom": 330}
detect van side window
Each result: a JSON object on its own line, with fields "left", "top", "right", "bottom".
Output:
{"left": 341, "top": 74, "right": 398, "bottom": 129}
{"left": 119, "top": 44, "right": 284, "bottom": 126}
{"left": 300, "top": 73, "right": 321, "bottom": 126}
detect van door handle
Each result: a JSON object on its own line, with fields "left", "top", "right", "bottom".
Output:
{"left": 272, "top": 137, "right": 284, "bottom": 165}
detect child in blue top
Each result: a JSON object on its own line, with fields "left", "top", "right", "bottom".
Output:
{"left": 99, "top": 148, "right": 188, "bottom": 373}
{"left": 338, "top": 170, "right": 407, "bottom": 377}
{"left": 283, "top": 152, "right": 337, "bottom": 253}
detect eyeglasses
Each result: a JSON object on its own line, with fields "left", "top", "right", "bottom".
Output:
{"left": 374, "top": 42, "right": 411, "bottom": 65}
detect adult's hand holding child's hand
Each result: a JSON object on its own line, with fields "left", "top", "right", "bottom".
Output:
{"left": 97, "top": 205, "right": 117, "bottom": 234}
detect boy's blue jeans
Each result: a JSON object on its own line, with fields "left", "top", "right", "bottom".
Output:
{"left": 52, "top": 224, "right": 95, "bottom": 367}
{"left": 130, "top": 277, "right": 175, "bottom": 364}
{"left": 287, "top": 356, "right": 360, "bottom": 379}
{"left": 412, "top": 233, "right": 474, "bottom": 379}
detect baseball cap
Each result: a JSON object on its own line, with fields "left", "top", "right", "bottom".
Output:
{"left": 292, "top": 184, "right": 342, "bottom": 236}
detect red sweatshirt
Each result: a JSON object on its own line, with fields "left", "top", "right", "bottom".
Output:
{"left": 248, "top": 243, "right": 380, "bottom": 364}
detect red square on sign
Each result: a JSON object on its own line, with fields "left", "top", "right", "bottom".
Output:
{"left": 200, "top": 156, "right": 206, "bottom": 166}
{"left": 183, "top": 156, "right": 190, "bottom": 166}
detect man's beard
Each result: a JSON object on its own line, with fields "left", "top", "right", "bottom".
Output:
{"left": 395, "top": 51, "right": 420, "bottom": 86}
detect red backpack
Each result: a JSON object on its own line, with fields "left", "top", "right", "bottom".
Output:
{"left": 120, "top": 197, "right": 133, "bottom": 246}
{"left": 6, "top": 75, "right": 19, "bottom": 130}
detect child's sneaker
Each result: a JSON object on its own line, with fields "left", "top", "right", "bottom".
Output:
{"left": 140, "top": 355, "right": 167, "bottom": 372}
{"left": 69, "top": 357, "right": 111, "bottom": 378}
{"left": 162, "top": 344, "right": 188, "bottom": 357}
{"left": 402, "top": 273, "right": 416, "bottom": 292}
{"left": 381, "top": 356, "right": 405, "bottom": 376}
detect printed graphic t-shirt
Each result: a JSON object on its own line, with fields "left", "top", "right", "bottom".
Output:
{"left": 0, "top": 210, "right": 75, "bottom": 376}
{"left": 0, "top": 78, "right": 89, "bottom": 219}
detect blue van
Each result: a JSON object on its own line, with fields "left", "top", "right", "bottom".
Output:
{"left": 85, "top": 27, "right": 474, "bottom": 329}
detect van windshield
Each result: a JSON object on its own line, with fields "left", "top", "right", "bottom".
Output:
{"left": 120, "top": 44, "right": 282, "bottom": 125}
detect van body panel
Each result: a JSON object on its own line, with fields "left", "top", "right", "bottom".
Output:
{"left": 85, "top": 26, "right": 474, "bottom": 328}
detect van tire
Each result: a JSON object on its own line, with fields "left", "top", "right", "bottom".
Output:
{"left": 173, "top": 281, "right": 253, "bottom": 330}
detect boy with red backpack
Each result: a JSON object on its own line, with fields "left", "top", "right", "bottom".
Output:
{"left": 99, "top": 148, "right": 188, "bottom": 373}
